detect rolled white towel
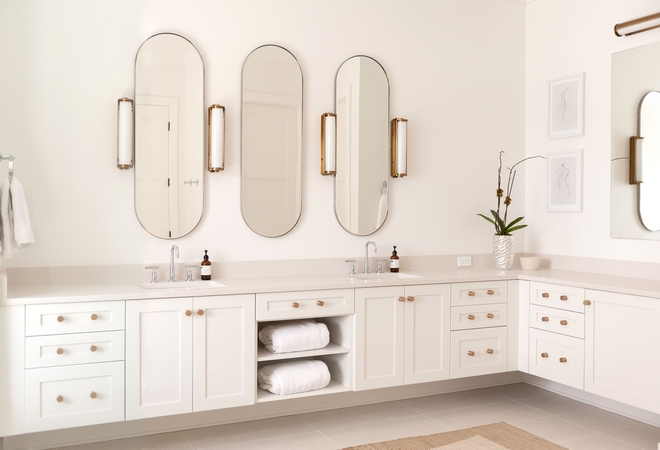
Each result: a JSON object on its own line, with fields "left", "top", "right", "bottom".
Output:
{"left": 259, "top": 319, "right": 330, "bottom": 353}
{"left": 258, "top": 360, "right": 331, "bottom": 395}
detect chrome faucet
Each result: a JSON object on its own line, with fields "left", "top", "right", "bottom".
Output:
{"left": 364, "top": 241, "right": 377, "bottom": 274}
{"left": 169, "top": 245, "right": 179, "bottom": 282}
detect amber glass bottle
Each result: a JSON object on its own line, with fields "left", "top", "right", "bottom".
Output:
{"left": 201, "top": 250, "right": 212, "bottom": 280}
{"left": 390, "top": 246, "right": 399, "bottom": 273}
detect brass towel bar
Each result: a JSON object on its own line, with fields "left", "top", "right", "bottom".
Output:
{"left": 615, "top": 12, "right": 660, "bottom": 37}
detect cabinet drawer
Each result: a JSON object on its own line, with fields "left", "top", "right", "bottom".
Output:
{"left": 26, "top": 331, "right": 125, "bottom": 369}
{"left": 451, "top": 303, "right": 507, "bottom": 330}
{"left": 256, "top": 289, "right": 354, "bottom": 321}
{"left": 25, "top": 361, "right": 125, "bottom": 432}
{"left": 529, "top": 282, "right": 584, "bottom": 313}
{"left": 451, "top": 281, "right": 507, "bottom": 306}
{"left": 529, "top": 305, "right": 584, "bottom": 339}
{"left": 528, "top": 328, "right": 584, "bottom": 390}
{"left": 450, "top": 327, "right": 508, "bottom": 379}
{"left": 26, "top": 301, "right": 125, "bottom": 336}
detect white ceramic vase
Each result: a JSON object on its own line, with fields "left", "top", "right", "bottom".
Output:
{"left": 493, "top": 234, "right": 514, "bottom": 270}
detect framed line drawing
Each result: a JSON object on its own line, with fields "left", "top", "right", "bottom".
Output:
{"left": 548, "top": 72, "right": 584, "bottom": 138}
{"left": 548, "top": 150, "right": 582, "bottom": 212}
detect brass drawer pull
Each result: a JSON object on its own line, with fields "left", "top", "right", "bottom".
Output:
{"left": 90, "top": 391, "right": 97, "bottom": 399}
{"left": 542, "top": 293, "right": 549, "bottom": 298}
{"left": 487, "top": 349, "right": 494, "bottom": 354}
{"left": 292, "top": 302, "right": 300, "bottom": 308}
{"left": 398, "top": 296, "right": 405, "bottom": 302}
{"left": 560, "top": 295, "right": 568, "bottom": 301}
{"left": 90, "top": 314, "right": 98, "bottom": 321}
{"left": 487, "top": 290, "right": 495, "bottom": 295}
{"left": 560, "top": 320, "right": 568, "bottom": 326}
{"left": 559, "top": 357, "right": 568, "bottom": 363}
{"left": 468, "top": 315, "right": 475, "bottom": 320}
{"left": 197, "top": 309, "right": 204, "bottom": 315}
{"left": 56, "top": 348, "right": 64, "bottom": 355}
{"left": 185, "top": 310, "right": 192, "bottom": 316}
{"left": 407, "top": 296, "right": 415, "bottom": 302}
{"left": 584, "top": 300, "right": 592, "bottom": 306}
{"left": 56, "top": 395, "right": 64, "bottom": 403}
{"left": 468, "top": 291, "right": 476, "bottom": 297}
{"left": 541, "top": 352, "right": 549, "bottom": 358}
{"left": 467, "top": 351, "right": 475, "bottom": 356}
{"left": 487, "top": 313, "right": 495, "bottom": 319}
{"left": 317, "top": 300, "right": 324, "bottom": 306}
{"left": 57, "top": 316, "right": 64, "bottom": 323}
{"left": 541, "top": 316, "right": 549, "bottom": 322}
{"left": 90, "top": 345, "right": 97, "bottom": 352}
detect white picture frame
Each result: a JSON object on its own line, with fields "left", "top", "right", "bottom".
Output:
{"left": 547, "top": 150, "right": 582, "bottom": 212}
{"left": 548, "top": 72, "right": 584, "bottom": 138}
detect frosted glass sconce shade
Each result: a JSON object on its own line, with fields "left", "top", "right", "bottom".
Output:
{"left": 321, "top": 113, "right": 336, "bottom": 175}
{"left": 391, "top": 118, "right": 408, "bottom": 178}
{"left": 117, "top": 98, "right": 134, "bottom": 169}
{"left": 208, "top": 105, "right": 225, "bottom": 172}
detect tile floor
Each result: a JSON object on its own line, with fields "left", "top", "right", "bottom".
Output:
{"left": 51, "top": 383, "right": 660, "bottom": 450}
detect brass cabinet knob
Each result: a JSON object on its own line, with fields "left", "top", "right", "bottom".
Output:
{"left": 560, "top": 295, "right": 568, "bottom": 301}
{"left": 57, "top": 316, "right": 64, "bottom": 323}
{"left": 398, "top": 296, "right": 405, "bottom": 302}
{"left": 541, "top": 316, "right": 549, "bottom": 322}
{"left": 90, "top": 345, "right": 97, "bottom": 352}
{"left": 317, "top": 300, "right": 324, "bottom": 306}
{"left": 468, "top": 291, "right": 476, "bottom": 297}
{"left": 56, "top": 395, "right": 64, "bottom": 403}
{"left": 542, "top": 293, "right": 549, "bottom": 298}
{"left": 541, "top": 352, "right": 549, "bottom": 358}
{"left": 487, "top": 313, "right": 495, "bottom": 319}
{"left": 292, "top": 302, "right": 299, "bottom": 308}
{"left": 559, "top": 357, "right": 568, "bottom": 363}
{"left": 90, "top": 314, "right": 98, "bottom": 321}
{"left": 467, "top": 351, "right": 475, "bottom": 356}
{"left": 56, "top": 348, "right": 64, "bottom": 355}
{"left": 467, "top": 315, "right": 475, "bottom": 320}
{"left": 90, "top": 391, "right": 97, "bottom": 399}
{"left": 407, "top": 296, "right": 415, "bottom": 302}
{"left": 487, "top": 349, "right": 494, "bottom": 354}
{"left": 584, "top": 300, "right": 592, "bottom": 306}
{"left": 197, "top": 309, "right": 204, "bottom": 316}
{"left": 487, "top": 290, "right": 495, "bottom": 295}
{"left": 560, "top": 320, "right": 568, "bottom": 326}
{"left": 185, "top": 310, "right": 192, "bottom": 316}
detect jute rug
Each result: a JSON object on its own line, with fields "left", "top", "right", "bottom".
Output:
{"left": 341, "top": 422, "right": 567, "bottom": 450}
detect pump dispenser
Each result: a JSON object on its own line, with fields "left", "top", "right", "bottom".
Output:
{"left": 390, "top": 246, "right": 399, "bottom": 272}
{"left": 201, "top": 250, "right": 212, "bottom": 280}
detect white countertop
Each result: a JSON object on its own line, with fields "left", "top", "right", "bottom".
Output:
{"left": 4, "top": 267, "right": 660, "bottom": 306}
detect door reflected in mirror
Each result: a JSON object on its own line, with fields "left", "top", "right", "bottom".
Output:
{"left": 241, "top": 45, "right": 303, "bottom": 237}
{"left": 637, "top": 91, "right": 660, "bottom": 231}
{"left": 335, "top": 56, "right": 390, "bottom": 236}
{"left": 134, "top": 33, "right": 204, "bottom": 239}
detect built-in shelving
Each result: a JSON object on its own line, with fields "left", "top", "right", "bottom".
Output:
{"left": 257, "top": 342, "right": 349, "bottom": 362}
{"left": 256, "top": 379, "right": 350, "bottom": 403}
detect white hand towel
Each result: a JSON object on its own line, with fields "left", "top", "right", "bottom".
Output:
{"left": 1, "top": 178, "right": 12, "bottom": 258}
{"left": 258, "top": 319, "right": 330, "bottom": 354}
{"left": 258, "top": 360, "right": 331, "bottom": 395}
{"left": 10, "top": 177, "right": 34, "bottom": 248}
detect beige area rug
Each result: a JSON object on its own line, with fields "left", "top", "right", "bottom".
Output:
{"left": 342, "top": 422, "right": 567, "bottom": 450}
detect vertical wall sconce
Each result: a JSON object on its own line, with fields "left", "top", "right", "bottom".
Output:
{"left": 208, "top": 104, "right": 225, "bottom": 172}
{"left": 321, "top": 113, "right": 336, "bottom": 175}
{"left": 117, "top": 98, "right": 134, "bottom": 169}
{"left": 391, "top": 118, "right": 408, "bottom": 178}
{"left": 630, "top": 136, "right": 644, "bottom": 184}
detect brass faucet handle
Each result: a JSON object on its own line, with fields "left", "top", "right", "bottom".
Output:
{"left": 145, "top": 266, "right": 159, "bottom": 283}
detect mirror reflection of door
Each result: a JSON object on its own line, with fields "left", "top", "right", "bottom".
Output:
{"left": 638, "top": 91, "right": 660, "bottom": 231}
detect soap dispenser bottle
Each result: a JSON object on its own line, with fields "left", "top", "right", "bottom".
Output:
{"left": 201, "top": 250, "right": 212, "bottom": 280}
{"left": 390, "top": 246, "right": 399, "bottom": 273}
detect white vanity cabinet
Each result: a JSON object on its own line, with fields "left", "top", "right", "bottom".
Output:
{"left": 353, "top": 284, "right": 451, "bottom": 391}
{"left": 126, "top": 294, "right": 255, "bottom": 420}
{"left": 584, "top": 289, "right": 660, "bottom": 414}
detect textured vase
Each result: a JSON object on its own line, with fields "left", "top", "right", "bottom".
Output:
{"left": 493, "top": 234, "right": 514, "bottom": 270}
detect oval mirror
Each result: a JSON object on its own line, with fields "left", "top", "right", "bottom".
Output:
{"left": 334, "top": 56, "right": 390, "bottom": 235}
{"left": 638, "top": 91, "right": 660, "bottom": 231}
{"left": 134, "top": 33, "right": 204, "bottom": 239}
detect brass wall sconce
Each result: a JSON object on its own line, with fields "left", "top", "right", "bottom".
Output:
{"left": 630, "top": 136, "right": 644, "bottom": 184}
{"left": 117, "top": 98, "right": 134, "bottom": 169}
{"left": 391, "top": 118, "right": 408, "bottom": 178}
{"left": 208, "top": 104, "right": 225, "bottom": 172}
{"left": 320, "top": 113, "right": 336, "bottom": 175}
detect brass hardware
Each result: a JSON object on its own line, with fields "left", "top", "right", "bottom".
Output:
{"left": 468, "top": 291, "right": 476, "bottom": 297}
{"left": 487, "top": 349, "right": 494, "bottom": 354}
{"left": 630, "top": 136, "right": 644, "bottom": 184}
{"left": 560, "top": 295, "right": 568, "bottom": 301}
{"left": 391, "top": 118, "right": 408, "bottom": 178}
{"left": 208, "top": 105, "right": 226, "bottom": 172}
{"left": 398, "top": 296, "right": 405, "bottom": 302}
{"left": 615, "top": 12, "right": 660, "bottom": 37}
{"left": 197, "top": 309, "right": 204, "bottom": 316}
{"left": 467, "top": 315, "right": 475, "bottom": 320}
{"left": 559, "top": 357, "right": 568, "bottom": 363}
{"left": 317, "top": 300, "right": 324, "bottom": 306}
{"left": 90, "top": 314, "right": 98, "bottom": 321}
{"left": 56, "top": 348, "right": 64, "bottom": 355}
{"left": 185, "top": 310, "right": 192, "bottom": 316}
{"left": 487, "top": 313, "right": 495, "bottom": 319}
{"left": 541, "top": 352, "right": 549, "bottom": 358}
{"left": 320, "top": 113, "right": 337, "bottom": 175}
{"left": 90, "top": 345, "right": 97, "bottom": 352}
{"left": 407, "top": 296, "right": 415, "bottom": 302}
{"left": 292, "top": 302, "right": 299, "bottom": 308}
{"left": 584, "top": 300, "right": 592, "bottom": 306}
{"left": 56, "top": 395, "right": 64, "bottom": 403}
{"left": 487, "top": 290, "right": 494, "bottom": 295}
{"left": 90, "top": 391, "right": 97, "bottom": 399}
{"left": 560, "top": 320, "right": 568, "bottom": 326}
{"left": 542, "top": 293, "right": 549, "bottom": 298}
{"left": 541, "top": 317, "right": 549, "bottom": 322}
{"left": 57, "top": 316, "right": 64, "bottom": 323}
{"left": 467, "top": 351, "right": 475, "bottom": 356}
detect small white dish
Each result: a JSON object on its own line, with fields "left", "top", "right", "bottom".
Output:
{"left": 520, "top": 256, "right": 542, "bottom": 270}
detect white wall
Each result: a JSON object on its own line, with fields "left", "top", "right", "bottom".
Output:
{"left": 0, "top": 0, "right": 526, "bottom": 268}
{"left": 525, "top": 0, "right": 660, "bottom": 263}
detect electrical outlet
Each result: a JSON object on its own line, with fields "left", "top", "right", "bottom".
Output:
{"left": 457, "top": 256, "right": 472, "bottom": 267}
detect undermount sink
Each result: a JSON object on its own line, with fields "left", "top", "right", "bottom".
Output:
{"left": 138, "top": 280, "right": 226, "bottom": 290}
{"left": 346, "top": 272, "right": 422, "bottom": 280}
